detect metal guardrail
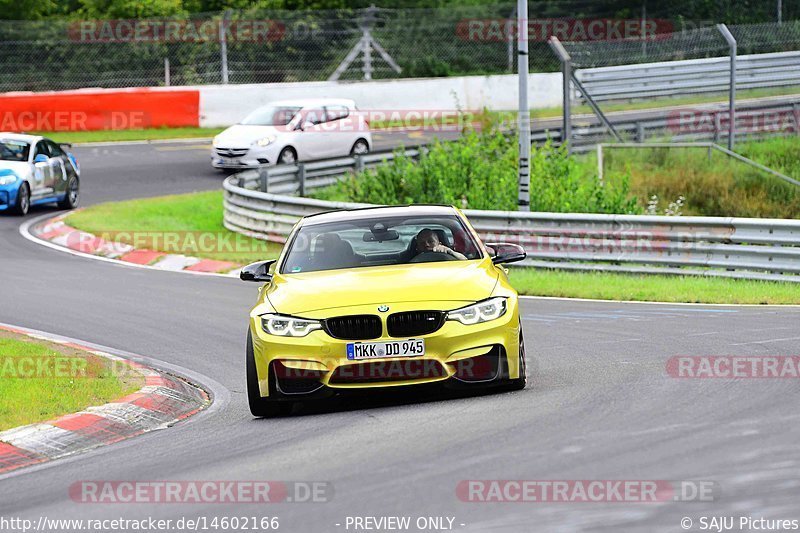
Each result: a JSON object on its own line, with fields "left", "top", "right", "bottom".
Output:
{"left": 575, "top": 51, "right": 800, "bottom": 102}
{"left": 539, "top": 97, "right": 800, "bottom": 152}
{"left": 223, "top": 168, "right": 800, "bottom": 283}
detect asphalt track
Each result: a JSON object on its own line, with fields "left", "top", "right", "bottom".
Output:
{"left": 1, "top": 139, "right": 800, "bottom": 532}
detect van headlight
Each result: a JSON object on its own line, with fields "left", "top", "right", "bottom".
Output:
{"left": 260, "top": 313, "right": 321, "bottom": 337}
{"left": 446, "top": 297, "right": 507, "bottom": 325}
{"left": 212, "top": 136, "right": 220, "bottom": 148}
{"left": 255, "top": 135, "right": 277, "bottom": 147}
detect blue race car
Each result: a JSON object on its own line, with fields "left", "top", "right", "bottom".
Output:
{"left": 0, "top": 133, "right": 80, "bottom": 216}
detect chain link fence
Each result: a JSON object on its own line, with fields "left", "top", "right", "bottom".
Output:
{"left": 1, "top": 2, "right": 798, "bottom": 93}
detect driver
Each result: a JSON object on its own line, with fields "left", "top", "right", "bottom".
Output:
{"left": 414, "top": 228, "right": 467, "bottom": 260}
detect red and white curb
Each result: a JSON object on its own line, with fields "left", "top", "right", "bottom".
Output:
{"left": 29, "top": 213, "right": 243, "bottom": 277}
{"left": 0, "top": 324, "right": 210, "bottom": 475}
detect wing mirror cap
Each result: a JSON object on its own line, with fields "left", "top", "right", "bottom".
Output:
{"left": 240, "top": 260, "right": 276, "bottom": 282}
{"left": 485, "top": 243, "right": 526, "bottom": 265}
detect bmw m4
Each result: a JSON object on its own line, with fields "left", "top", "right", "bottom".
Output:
{"left": 240, "top": 205, "right": 527, "bottom": 417}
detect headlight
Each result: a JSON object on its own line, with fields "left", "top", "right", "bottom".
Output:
{"left": 0, "top": 174, "right": 18, "bottom": 186}
{"left": 260, "top": 313, "right": 321, "bottom": 337}
{"left": 255, "top": 135, "right": 276, "bottom": 147}
{"left": 446, "top": 297, "right": 507, "bottom": 325}
{"left": 212, "top": 136, "right": 220, "bottom": 148}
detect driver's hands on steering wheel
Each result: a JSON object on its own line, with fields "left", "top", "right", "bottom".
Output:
{"left": 432, "top": 244, "right": 451, "bottom": 254}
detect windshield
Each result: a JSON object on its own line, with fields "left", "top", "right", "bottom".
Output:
{"left": 240, "top": 106, "right": 301, "bottom": 126}
{"left": 281, "top": 214, "right": 483, "bottom": 274}
{"left": 0, "top": 140, "right": 29, "bottom": 162}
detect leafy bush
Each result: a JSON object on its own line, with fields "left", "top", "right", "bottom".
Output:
{"left": 314, "top": 126, "right": 640, "bottom": 214}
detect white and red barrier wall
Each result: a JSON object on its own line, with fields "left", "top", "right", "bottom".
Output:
{"left": 0, "top": 73, "right": 561, "bottom": 132}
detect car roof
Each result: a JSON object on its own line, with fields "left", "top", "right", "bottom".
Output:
{"left": 300, "top": 205, "right": 460, "bottom": 226}
{"left": 0, "top": 132, "right": 42, "bottom": 144}
{"left": 265, "top": 98, "right": 357, "bottom": 109}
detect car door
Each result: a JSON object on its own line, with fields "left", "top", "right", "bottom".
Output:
{"left": 30, "top": 140, "right": 55, "bottom": 197}
{"left": 45, "top": 140, "right": 69, "bottom": 193}
{"left": 297, "top": 107, "right": 334, "bottom": 160}
{"left": 324, "top": 105, "right": 355, "bottom": 156}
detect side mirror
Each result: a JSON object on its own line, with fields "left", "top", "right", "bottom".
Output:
{"left": 33, "top": 154, "right": 49, "bottom": 164}
{"left": 240, "top": 260, "right": 276, "bottom": 282}
{"left": 485, "top": 243, "right": 526, "bottom": 265}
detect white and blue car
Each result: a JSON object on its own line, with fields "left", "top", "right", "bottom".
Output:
{"left": 0, "top": 133, "right": 80, "bottom": 216}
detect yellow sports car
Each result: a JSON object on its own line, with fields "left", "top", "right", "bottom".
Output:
{"left": 241, "top": 205, "right": 527, "bottom": 417}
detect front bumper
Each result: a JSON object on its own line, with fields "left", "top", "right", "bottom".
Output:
{"left": 0, "top": 181, "right": 21, "bottom": 211}
{"left": 249, "top": 300, "right": 521, "bottom": 399}
{"left": 211, "top": 144, "right": 281, "bottom": 169}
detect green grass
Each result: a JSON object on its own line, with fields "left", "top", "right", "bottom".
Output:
{"left": 0, "top": 331, "right": 143, "bottom": 431}
{"left": 34, "top": 127, "right": 224, "bottom": 145}
{"left": 508, "top": 269, "right": 800, "bottom": 305}
{"left": 66, "top": 191, "right": 283, "bottom": 265}
{"left": 590, "top": 137, "right": 800, "bottom": 218}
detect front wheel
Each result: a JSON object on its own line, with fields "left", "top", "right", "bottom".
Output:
{"left": 13, "top": 182, "right": 30, "bottom": 216}
{"left": 507, "top": 322, "right": 527, "bottom": 390}
{"left": 277, "top": 147, "right": 297, "bottom": 165}
{"left": 246, "top": 330, "right": 294, "bottom": 417}
{"left": 351, "top": 139, "right": 370, "bottom": 156}
{"left": 58, "top": 177, "right": 80, "bottom": 210}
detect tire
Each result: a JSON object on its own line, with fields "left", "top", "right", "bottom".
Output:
{"left": 246, "top": 330, "right": 293, "bottom": 417}
{"left": 507, "top": 321, "right": 527, "bottom": 391}
{"left": 57, "top": 176, "right": 79, "bottom": 210}
{"left": 12, "top": 182, "right": 30, "bottom": 216}
{"left": 277, "top": 147, "right": 297, "bottom": 165}
{"left": 351, "top": 138, "right": 370, "bottom": 156}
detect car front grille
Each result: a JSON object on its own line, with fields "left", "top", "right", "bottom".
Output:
{"left": 387, "top": 311, "right": 445, "bottom": 337}
{"left": 324, "top": 315, "right": 382, "bottom": 340}
{"left": 215, "top": 147, "right": 249, "bottom": 158}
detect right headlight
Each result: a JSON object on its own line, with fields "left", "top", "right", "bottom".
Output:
{"left": 260, "top": 313, "right": 322, "bottom": 337}
{"left": 0, "top": 172, "right": 18, "bottom": 185}
{"left": 446, "top": 297, "right": 507, "bottom": 325}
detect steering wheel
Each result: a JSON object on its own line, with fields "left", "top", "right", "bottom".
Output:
{"left": 409, "top": 251, "right": 457, "bottom": 263}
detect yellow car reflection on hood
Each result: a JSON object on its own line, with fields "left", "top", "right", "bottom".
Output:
{"left": 240, "top": 205, "right": 528, "bottom": 417}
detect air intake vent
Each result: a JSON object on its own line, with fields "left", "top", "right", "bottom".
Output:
{"left": 324, "top": 315, "right": 382, "bottom": 340}
{"left": 387, "top": 311, "right": 445, "bottom": 337}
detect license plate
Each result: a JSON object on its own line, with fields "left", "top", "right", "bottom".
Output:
{"left": 346, "top": 339, "right": 425, "bottom": 360}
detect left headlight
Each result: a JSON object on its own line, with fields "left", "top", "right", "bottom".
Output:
{"left": 255, "top": 135, "right": 277, "bottom": 147}
{"left": 260, "top": 313, "right": 322, "bottom": 337}
{"left": 446, "top": 297, "right": 507, "bottom": 326}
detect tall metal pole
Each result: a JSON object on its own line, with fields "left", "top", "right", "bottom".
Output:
{"left": 778, "top": 0, "right": 783, "bottom": 24}
{"left": 517, "top": 0, "right": 530, "bottom": 211}
{"left": 718, "top": 24, "right": 736, "bottom": 150}
{"left": 220, "top": 10, "right": 230, "bottom": 84}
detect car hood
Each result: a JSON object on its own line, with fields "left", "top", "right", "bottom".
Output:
{"left": 0, "top": 161, "right": 31, "bottom": 178}
{"left": 215, "top": 125, "right": 286, "bottom": 147}
{"left": 265, "top": 259, "right": 499, "bottom": 315}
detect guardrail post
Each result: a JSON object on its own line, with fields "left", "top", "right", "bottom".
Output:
{"left": 793, "top": 103, "right": 800, "bottom": 136}
{"left": 713, "top": 113, "right": 721, "bottom": 144}
{"left": 258, "top": 167, "right": 269, "bottom": 193}
{"left": 548, "top": 36, "right": 572, "bottom": 151}
{"left": 717, "top": 24, "right": 737, "bottom": 150}
{"left": 298, "top": 163, "right": 306, "bottom": 197}
{"left": 636, "top": 122, "right": 645, "bottom": 143}
{"left": 355, "top": 155, "right": 365, "bottom": 174}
